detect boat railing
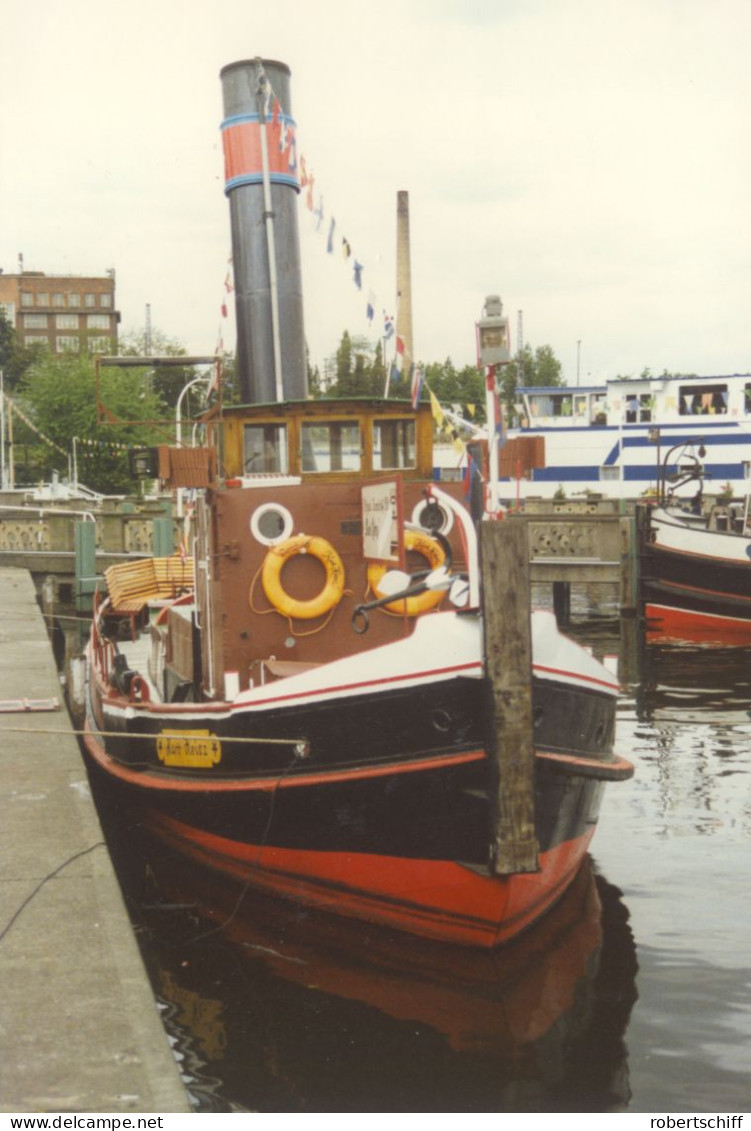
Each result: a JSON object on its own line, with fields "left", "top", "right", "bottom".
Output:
{"left": 658, "top": 439, "right": 706, "bottom": 504}
{"left": 91, "top": 595, "right": 117, "bottom": 683}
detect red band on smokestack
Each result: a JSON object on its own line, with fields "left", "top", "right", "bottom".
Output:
{"left": 222, "top": 114, "right": 300, "bottom": 194}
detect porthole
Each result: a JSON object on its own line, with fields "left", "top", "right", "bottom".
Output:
{"left": 250, "top": 502, "right": 294, "bottom": 546}
{"left": 411, "top": 497, "right": 454, "bottom": 536}
{"left": 430, "top": 709, "right": 453, "bottom": 734}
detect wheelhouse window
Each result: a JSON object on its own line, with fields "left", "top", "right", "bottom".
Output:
{"left": 243, "top": 423, "right": 288, "bottom": 474}
{"left": 373, "top": 418, "right": 416, "bottom": 470}
{"left": 679, "top": 384, "right": 728, "bottom": 416}
{"left": 300, "top": 421, "right": 361, "bottom": 473}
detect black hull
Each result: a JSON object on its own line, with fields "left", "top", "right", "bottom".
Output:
{"left": 85, "top": 665, "right": 629, "bottom": 947}
{"left": 96, "top": 672, "right": 617, "bottom": 778}
{"left": 639, "top": 509, "right": 751, "bottom": 642}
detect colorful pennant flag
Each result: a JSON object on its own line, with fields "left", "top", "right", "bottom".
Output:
{"left": 277, "top": 41, "right": 397, "bottom": 350}
{"left": 411, "top": 366, "right": 424, "bottom": 410}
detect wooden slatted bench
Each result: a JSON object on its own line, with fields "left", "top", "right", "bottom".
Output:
{"left": 104, "top": 555, "right": 195, "bottom": 638}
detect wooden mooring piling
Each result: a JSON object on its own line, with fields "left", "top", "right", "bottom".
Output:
{"left": 480, "top": 519, "right": 539, "bottom": 875}
{"left": 478, "top": 505, "right": 636, "bottom": 875}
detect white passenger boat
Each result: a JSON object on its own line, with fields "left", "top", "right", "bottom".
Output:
{"left": 498, "top": 373, "right": 751, "bottom": 502}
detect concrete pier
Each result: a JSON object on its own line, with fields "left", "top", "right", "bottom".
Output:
{"left": 0, "top": 569, "right": 190, "bottom": 1114}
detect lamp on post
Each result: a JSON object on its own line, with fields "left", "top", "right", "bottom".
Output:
{"left": 175, "top": 373, "right": 210, "bottom": 449}
{"left": 477, "top": 295, "right": 511, "bottom": 516}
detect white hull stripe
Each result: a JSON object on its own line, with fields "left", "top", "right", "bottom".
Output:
{"left": 99, "top": 655, "right": 618, "bottom": 722}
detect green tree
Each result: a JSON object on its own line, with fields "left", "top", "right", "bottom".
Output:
{"left": 306, "top": 343, "right": 323, "bottom": 398}
{"left": 370, "top": 339, "right": 387, "bottom": 393}
{"left": 613, "top": 367, "right": 695, "bottom": 380}
{"left": 118, "top": 327, "right": 197, "bottom": 412}
{"left": 334, "top": 330, "right": 354, "bottom": 394}
{"left": 321, "top": 331, "right": 386, "bottom": 398}
{"left": 423, "top": 358, "right": 486, "bottom": 424}
{"left": 0, "top": 310, "right": 13, "bottom": 377}
{"left": 497, "top": 343, "right": 564, "bottom": 422}
{"left": 219, "top": 353, "right": 239, "bottom": 405}
{"left": 17, "top": 352, "right": 164, "bottom": 492}
{"left": 0, "top": 309, "right": 46, "bottom": 390}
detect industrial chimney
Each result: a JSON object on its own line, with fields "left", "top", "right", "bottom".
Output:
{"left": 220, "top": 59, "right": 307, "bottom": 404}
{"left": 395, "top": 191, "right": 414, "bottom": 369}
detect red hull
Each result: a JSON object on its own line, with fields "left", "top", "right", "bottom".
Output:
{"left": 143, "top": 809, "right": 595, "bottom": 949}
{"left": 645, "top": 601, "right": 751, "bottom": 646}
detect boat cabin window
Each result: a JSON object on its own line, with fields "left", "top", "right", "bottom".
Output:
{"left": 300, "top": 421, "right": 361, "bottom": 473}
{"left": 592, "top": 393, "right": 607, "bottom": 424}
{"left": 744, "top": 384, "right": 751, "bottom": 415}
{"left": 679, "top": 384, "right": 728, "bottom": 416}
{"left": 528, "top": 392, "right": 574, "bottom": 418}
{"left": 625, "top": 394, "right": 653, "bottom": 423}
{"left": 373, "top": 418, "right": 416, "bottom": 470}
{"left": 243, "top": 423, "right": 289, "bottom": 474}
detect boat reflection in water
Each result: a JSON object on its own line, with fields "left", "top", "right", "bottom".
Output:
{"left": 634, "top": 642, "right": 751, "bottom": 725}
{"left": 99, "top": 795, "right": 637, "bottom": 1113}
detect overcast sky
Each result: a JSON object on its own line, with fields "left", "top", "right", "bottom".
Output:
{"left": 2, "top": 0, "right": 749, "bottom": 385}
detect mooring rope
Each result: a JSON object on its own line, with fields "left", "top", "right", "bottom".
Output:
{"left": 0, "top": 723, "right": 307, "bottom": 748}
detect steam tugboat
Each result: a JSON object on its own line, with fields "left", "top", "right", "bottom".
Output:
{"left": 84, "top": 58, "right": 632, "bottom": 949}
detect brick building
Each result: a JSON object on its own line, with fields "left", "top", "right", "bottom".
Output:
{"left": 0, "top": 264, "right": 120, "bottom": 356}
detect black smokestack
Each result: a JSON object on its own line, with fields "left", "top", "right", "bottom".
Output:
{"left": 220, "top": 58, "right": 307, "bottom": 404}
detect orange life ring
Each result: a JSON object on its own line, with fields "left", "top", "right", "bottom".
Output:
{"left": 261, "top": 534, "right": 346, "bottom": 621}
{"left": 367, "top": 529, "right": 447, "bottom": 616}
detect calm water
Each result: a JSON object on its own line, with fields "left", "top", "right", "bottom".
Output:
{"left": 92, "top": 592, "right": 751, "bottom": 1114}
